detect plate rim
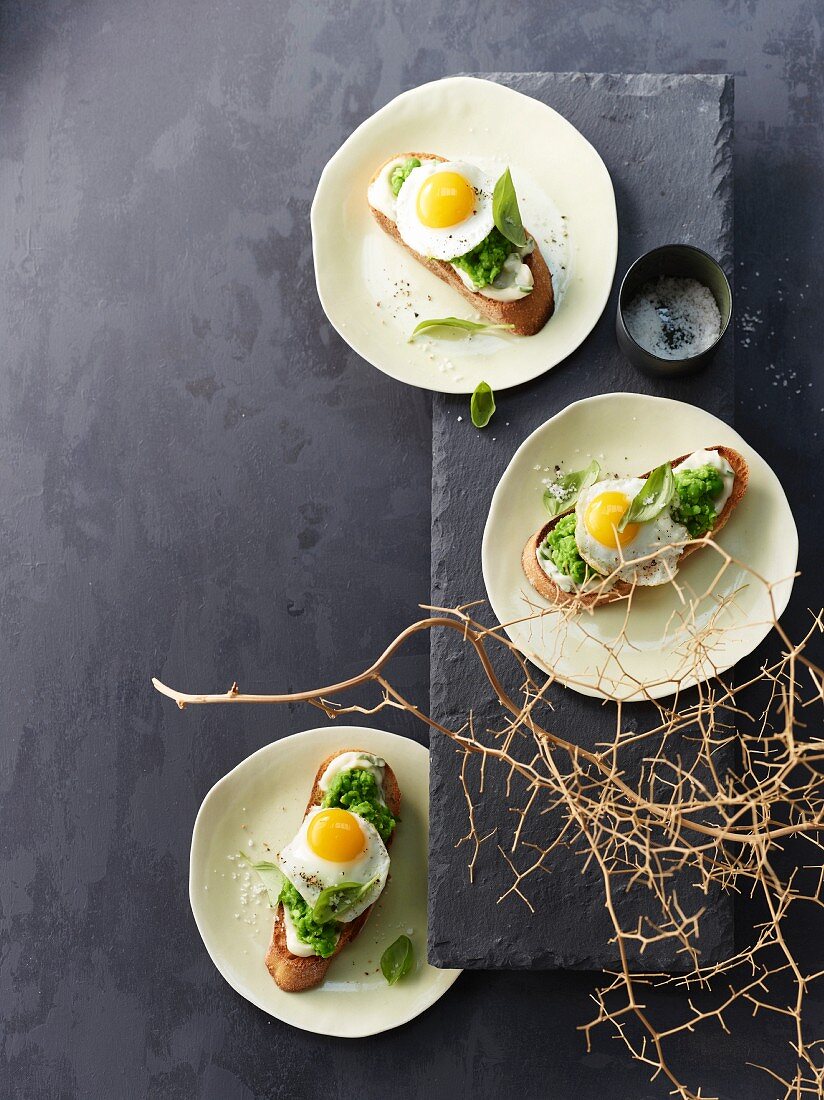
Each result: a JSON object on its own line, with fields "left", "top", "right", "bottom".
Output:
{"left": 481, "top": 392, "right": 799, "bottom": 701}
{"left": 310, "top": 74, "right": 618, "bottom": 393}
{"left": 189, "top": 724, "right": 461, "bottom": 1038}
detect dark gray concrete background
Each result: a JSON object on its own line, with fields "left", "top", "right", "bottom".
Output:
{"left": 429, "top": 71, "right": 736, "bottom": 972}
{"left": 0, "top": 2, "right": 822, "bottom": 1099}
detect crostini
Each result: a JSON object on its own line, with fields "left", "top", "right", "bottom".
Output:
{"left": 367, "top": 153, "right": 554, "bottom": 337}
{"left": 522, "top": 446, "right": 749, "bottom": 610}
{"left": 265, "top": 749, "right": 401, "bottom": 993}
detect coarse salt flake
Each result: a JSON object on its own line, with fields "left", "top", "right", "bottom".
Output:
{"left": 624, "top": 276, "right": 721, "bottom": 360}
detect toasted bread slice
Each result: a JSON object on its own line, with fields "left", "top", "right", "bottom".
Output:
{"left": 369, "top": 153, "right": 554, "bottom": 337}
{"left": 521, "top": 446, "right": 750, "bottom": 611}
{"left": 265, "top": 750, "right": 401, "bottom": 993}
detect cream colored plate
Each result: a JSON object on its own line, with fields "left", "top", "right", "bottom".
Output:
{"left": 482, "top": 394, "right": 798, "bottom": 701}
{"left": 190, "top": 725, "right": 460, "bottom": 1037}
{"left": 311, "top": 76, "right": 617, "bottom": 393}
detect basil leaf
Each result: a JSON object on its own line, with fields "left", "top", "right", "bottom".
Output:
{"left": 238, "top": 851, "right": 284, "bottom": 908}
{"left": 410, "top": 317, "right": 514, "bottom": 341}
{"left": 312, "top": 875, "right": 380, "bottom": 925}
{"left": 492, "top": 168, "right": 527, "bottom": 248}
{"left": 618, "top": 462, "right": 675, "bottom": 531}
{"left": 470, "top": 381, "right": 496, "bottom": 428}
{"left": 542, "top": 459, "right": 601, "bottom": 518}
{"left": 380, "top": 934, "right": 415, "bottom": 985}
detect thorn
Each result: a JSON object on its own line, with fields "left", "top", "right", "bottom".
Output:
{"left": 230, "top": 682, "right": 239, "bottom": 695}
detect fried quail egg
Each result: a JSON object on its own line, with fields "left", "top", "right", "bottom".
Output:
{"left": 575, "top": 477, "right": 690, "bottom": 586}
{"left": 395, "top": 160, "right": 495, "bottom": 260}
{"left": 277, "top": 806, "right": 390, "bottom": 922}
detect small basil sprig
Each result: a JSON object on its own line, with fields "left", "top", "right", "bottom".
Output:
{"left": 238, "top": 852, "right": 284, "bottom": 908}
{"left": 380, "top": 934, "right": 415, "bottom": 985}
{"left": 543, "top": 459, "right": 601, "bottom": 518}
{"left": 312, "top": 876, "right": 380, "bottom": 924}
{"left": 617, "top": 462, "right": 675, "bottom": 531}
{"left": 493, "top": 168, "right": 527, "bottom": 248}
{"left": 410, "top": 317, "right": 514, "bottom": 341}
{"left": 470, "top": 381, "right": 496, "bottom": 428}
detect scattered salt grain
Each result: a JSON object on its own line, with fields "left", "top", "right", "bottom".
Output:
{"left": 624, "top": 276, "right": 722, "bottom": 360}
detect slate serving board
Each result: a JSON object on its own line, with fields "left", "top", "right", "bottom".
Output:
{"left": 429, "top": 72, "right": 734, "bottom": 970}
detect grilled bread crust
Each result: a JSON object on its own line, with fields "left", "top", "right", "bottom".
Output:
{"left": 265, "top": 750, "right": 401, "bottom": 993}
{"left": 369, "top": 153, "right": 554, "bottom": 337}
{"left": 521, "top": 446, "right": 750, "bottom": 610}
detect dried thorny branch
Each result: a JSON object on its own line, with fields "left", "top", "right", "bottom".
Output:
{"left": 153, "top": 543, "right": 823, "bottom": 1100}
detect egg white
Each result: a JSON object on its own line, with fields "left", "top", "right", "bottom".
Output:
{"left": 366, "top": 156, "right": 438, "bottom": 221}
{"left": 395, "top": 160, "right": 495, "bottom": 261}
{"left": 277, "top": 806, "right": 390, "bottom": 922}
{"left": 575, "top": 477, "right": 689, "bottom": 587}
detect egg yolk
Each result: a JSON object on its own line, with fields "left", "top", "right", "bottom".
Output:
{"left": 306, "top": 808, "right": 365, "bottom": 863}
{"left": 584, "top": 491, "right": 640, "bottom": 549}
{"left": 416, "top": 171, "right": 475, "bottom": 228}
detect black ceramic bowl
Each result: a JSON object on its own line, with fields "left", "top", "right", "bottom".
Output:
{"left": 615, "top": 244, "right": 732, "bottom": 377}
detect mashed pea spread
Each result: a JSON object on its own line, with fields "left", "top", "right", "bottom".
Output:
{"left": 279, "top": 880, "right": 340, "bottom": 957}
{"left": 671, "top": 464, "right": 725, "bottom": 537}
{"left": 540, "top": 513, "right": 589, "bottom": 584}
{"left": 450, "top": 226, "right": 512, "bottom": 289}
{"left": 390, "top": 157, "right": 421, "bottom": 197}
{"left": 278, "top": 767, "right": 397, "bottom": 954}
{"left": 322, "top": 768, "right": 395, "bottom": 843}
